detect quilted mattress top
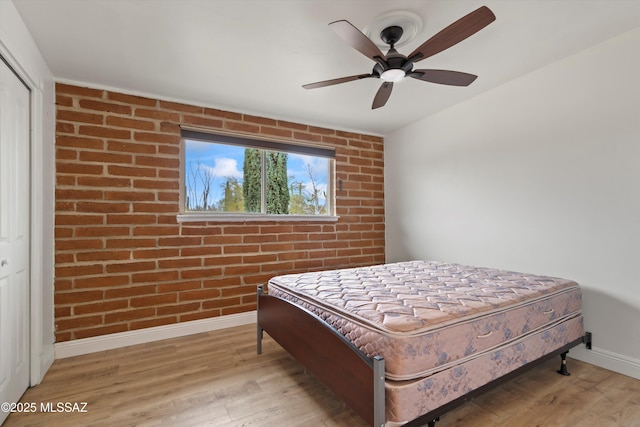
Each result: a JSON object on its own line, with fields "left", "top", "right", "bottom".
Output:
{"left": 268, "top": 260, "right": 580, "bottom": 336}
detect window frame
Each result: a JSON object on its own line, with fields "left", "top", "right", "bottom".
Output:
{"left": 178, "top": 128, "right": 338, "bottom": 223}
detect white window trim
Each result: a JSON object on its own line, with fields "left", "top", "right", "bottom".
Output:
{"left": 177, "top": 213, "right": 339, "bottom": 223}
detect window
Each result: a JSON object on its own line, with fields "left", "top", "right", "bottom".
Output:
{"left": 179, "top": 129, "right": 336, "bottom": 221}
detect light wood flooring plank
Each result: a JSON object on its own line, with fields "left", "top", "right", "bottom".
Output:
{"left": 4, "top": 324, "right": 640, "bottom": 426}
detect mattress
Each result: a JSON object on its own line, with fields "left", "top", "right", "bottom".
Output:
{"left": 267, "top": 260, "right": 583, "bottom": 381}
{"left": 385, "top": 314, "right": 584, "bottom": 423}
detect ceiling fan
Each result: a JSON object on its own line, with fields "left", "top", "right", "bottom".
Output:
{"left": 303, "top": 6, "right": 496, "bottom": 109}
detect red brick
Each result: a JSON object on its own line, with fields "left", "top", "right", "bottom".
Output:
{"left": 55, "top": 264, "right": 104, "bottom": 277}
{"left": 130, "top": 293, "right": 177, "bottom": 307}
{"left": 157, "top": 302, "right": 201, "bottom": 316}
{"left": 223, "top": 121, "right": 259, "bottom": 134}
{"left": 56, "top": 148, "right": 78, "bottom": 160}
{"left": 78, "top": 176, "right": 131, "bottom": 188}
{"left": 133, "top": 179, "right": 179, "bottom": 190}
{"left": 203, "top": 277, "right": 241, "bottom": 288}
{"left": 73, "top": 300, "right": 128, "bottom": 315}
{"left": 220, "top": 304, "right": 250, "bottom": 316}
{"left": 107, "top": 92, "right": 157, "bottom": 107}
{"left": 178, "top": 289, "right": 219, "bottom": 301}
{"left": 158, "top": 258, "right": 201, "bottom": 269}
{"left": 56, "top": 162, "right": 104, "bottom": 175}
{"left": 131, "top": 270, "right": 179, "bottom": 283}
{"left": 132, "top": 248, "right": 179, "bottom": 259}
{"left": 203, "top": 297, "right": 241, "bottom": 310}
{"left": 105, "top": 261, "right": 155, "bottom": 273}
{"left": 181, "top": 247, "right": 221, "bottom": 257}
{"left": 79, "top": 125, "right": 131, "bottom": 140}
{"left": 108, "top": 140, "right": 156, "bottom": 154}
{"left": 56, "top": 238, "right": 103, "bottom": 250}
{"left": 180, "top": 268, "right": 223, "bottom": 279}
{"left": 260, "top": 126, "right": 292, "bottom": 138}
{"left": 76, "top": 250, "right": 130, "bottom": 262}
{"left": 56, "top": 189, "right": 103, "bottom": 201}
{"left": 75, "top": 226, "right": 130, "bottom": 237}
{"left": 204, "top": 108, "right": 242, "bottom": 120}
{"left": 105, "top": 190, "right": 155, "bottom": 202}
{"left": 76, "top": 202, "right": 130, "bottom": 214}
{"left": 157, "top": 281, "right": 201, "bottom": 293}
{"left": 134, "top": 132, "right": 179, "bottom": 144}
{"left": 79, "top": 151, "right": 132, "bottom": 164}
{"left": 105, "top": 238, "right": 156, "bottom": 248}
{"left": 243, "top": 114, "right": 276, "bottom": 126}
{"left": 134, "top": 155, "right": 180, "bottom": 169}
{"left": 293, "top": 131, "right": 322, "bottom": 142}
{"left": 134, "top": 108, "right": 180, "bottom": 122}
{"left": 159, "top": 100, "right": 203, "bottom": 113}
{"left": 57, "top": 110, "right": 104, "bottom": 125}
{"left": 55, "top": 290, "right": 104, "bottom": 305}
{"left": 108, "top": 165, "right": 156, "bottom": 178}
{"left": 133, "top": 225, "right": 180, "bottom": 235}
{"left": 79, "top": 99, "right": 132, "bottom": 115}
{"left": 56, "top": 315, "right": 103, "bottom": 331}
{"left": 182, "top": 115, "right": 223, "bottom": 129}
{"left": 56, "top": 83, "right": 103, "bottom": 98}
{"left": 56, "top": 95, "right": 73, "bottom": 107}
{"left": 105, "top": 308, "right": 156, "bottom": 323}
{"left": 104, "top": 284, "right": 155, "bottom": 298}
{"left": 106, "top": 116, "right": 156, "bottom": 131}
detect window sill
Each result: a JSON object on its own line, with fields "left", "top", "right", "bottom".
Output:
{"left": 177, "top": 213, "right": 340, "bottom": 223}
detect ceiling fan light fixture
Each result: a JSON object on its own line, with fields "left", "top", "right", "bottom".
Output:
{"left": 380, "top": 68, "right": 405, "bottom": 82}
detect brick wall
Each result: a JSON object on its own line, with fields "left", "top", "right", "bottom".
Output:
{"left": 54, "top": 83, "right": 385, "bottom": 342}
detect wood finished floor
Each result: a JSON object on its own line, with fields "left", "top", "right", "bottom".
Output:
{"left": 5, "top": 324, "right": 640, "bottom": 426}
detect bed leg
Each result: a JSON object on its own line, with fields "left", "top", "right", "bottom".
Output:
{"left": 257, "top": 285, "right": 263, "bottom": 355}
{"left": 373, "top": 356, "right": 385, "bottom": 427}
{"left": 557, "top": 351, "right": 571, "bottom": 376}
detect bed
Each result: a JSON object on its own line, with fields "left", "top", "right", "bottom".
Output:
{"left": 257, "top": 260, "right": 587, "bottom": 426}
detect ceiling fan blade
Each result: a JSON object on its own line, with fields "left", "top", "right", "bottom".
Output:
{"left": 410, "top": 69, "right": 478, "bottom": 86}
{"left": 329, "top": 20, "right": 386, "bottom": 62}
{"left": 372, "top": 82, "right": 393, "bottom": 109}
{"left": 408, "top": 6, "right": 496, "bottom": 63}
{"left": 303, "top": 74, "right": 372, "bottom": 89}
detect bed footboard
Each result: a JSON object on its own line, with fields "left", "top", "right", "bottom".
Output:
{"left": 258, "top": 283, "right": 585, "bottom": 427}
{"left": 257, "top": 286, "right": 385, "bottom": 427}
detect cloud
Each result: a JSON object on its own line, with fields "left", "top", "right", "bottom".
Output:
{"left": 209, "top": 157, "right": 242, "bottom": 179}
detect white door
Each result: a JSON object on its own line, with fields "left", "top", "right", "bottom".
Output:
{"left": 0, "top": 57, "right": 30, "bottom": 424}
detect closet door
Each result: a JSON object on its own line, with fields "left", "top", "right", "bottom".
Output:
{"left": 0, "top": 57, "right": 31, "bottom": 424}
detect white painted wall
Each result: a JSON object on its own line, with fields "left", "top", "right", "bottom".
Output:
{"left": 1, "top": 0, "right": 56, "bottom": 384}
{"left": 385, "top": 27, "right": 640, "bottom": 378}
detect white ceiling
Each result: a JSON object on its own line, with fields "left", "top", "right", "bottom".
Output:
{"left": 13, "top": 0, "right": 640, "bottom": 136}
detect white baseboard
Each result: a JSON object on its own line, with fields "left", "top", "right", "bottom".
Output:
{"left": 54, "top": 311, "right": 257, "bottom": 359}
{"left": 569, "top": 345, "right": 640, "bottom": 380}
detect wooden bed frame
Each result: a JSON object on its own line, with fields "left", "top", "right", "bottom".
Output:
{"left": 256, "top": 285, "right": 587, "bottom": 427}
